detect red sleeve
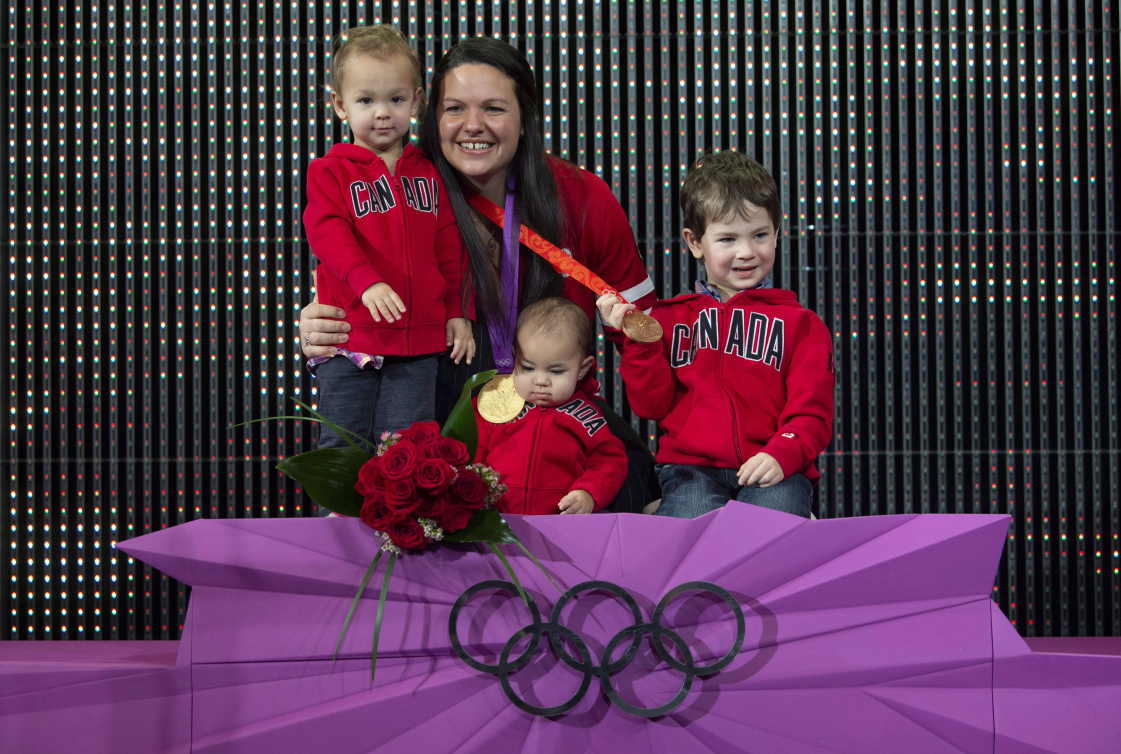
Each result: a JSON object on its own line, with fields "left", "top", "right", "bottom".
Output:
{"left": 618, "top": 326, "right": 677, "bottom": 421}
{"left": 553, "top": 161, "right": 657, "bottom": 342}
{"left": 570, "top": 425, "right": 628, "bottom": 512}
{"left": 760, "top": 314, "right": 836, "bottom": 478}
{"left": 302, "top": 159, "right": 384, "bottom": 297}
{"left": 431, "top": 170, "right": 466, "bottom": 320}
{"left": 576, "top": 172, "right": 657, "bottom": 310}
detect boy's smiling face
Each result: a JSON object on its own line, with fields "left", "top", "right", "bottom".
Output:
{"left": 683, "top": 200, "right": 778, "bottom": 296}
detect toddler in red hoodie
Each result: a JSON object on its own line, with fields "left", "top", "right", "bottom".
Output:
{"left": 302, "top": 26, "right": 473, "bottom": 496}
{"left": 598, "top": 151, "right": 835, "bottom": 519}
{"left": 474, "top": 298, "right": 627, "bottom": 515}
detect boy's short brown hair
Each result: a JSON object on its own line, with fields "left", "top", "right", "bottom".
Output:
{"left": 680, "top": 150, "right": 781, "bottom": 238}
{"left": 515, "top": 298, "right": 595, "bottom": 358}
{"left": 330, "top": 25, "right": 424, "bottom": 113}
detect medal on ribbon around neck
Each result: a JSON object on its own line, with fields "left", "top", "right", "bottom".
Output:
{"left": 477, "top": 176, "right": 528, "bottom": 425}
{"left": 476, "top": 374, "right": 524, "bottom": 424}
{"left": 465, "top": 190, "right": 663, "bottom": 345}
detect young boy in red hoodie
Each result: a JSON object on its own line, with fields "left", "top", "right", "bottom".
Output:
{"left": 303, "top": 25, "right": 473, "bottom": 495}
{"left": 474, "top": 298, "right": 627, "bottom": 515}
{"left": 598, "top": 151, "right": 835, "bottom": 519}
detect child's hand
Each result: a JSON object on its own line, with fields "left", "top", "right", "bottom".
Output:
{"left": 737, "top": 452, "right": 785, "bottom": 487}
{"left": 361, "top": 282, "right": 405, "bottom": 322}
{"left": 446, "top": 317, "right": 475, "bottom": 365}
{"left": 595, "top": 293, "right": 634, "bottom": 331}
{"left": 558, "top": 489, "right": 595, "bottom": 515}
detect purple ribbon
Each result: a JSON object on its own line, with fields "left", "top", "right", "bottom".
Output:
{"left": 487, "top": 175, "right": 519, "bottom": 373}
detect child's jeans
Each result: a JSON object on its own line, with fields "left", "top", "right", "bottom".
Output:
{"left": 655, "top": 463, "right": 813, "bottom": 519}
{"left": 314, "top": 353, "right": 437, "bottom": 517}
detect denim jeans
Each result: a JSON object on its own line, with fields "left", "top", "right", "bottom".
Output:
{"left": 313, "top": 354, "right": 437, "bottom": 516}
{"left": 655, "top": 463, "right": 813, "bottom": 520}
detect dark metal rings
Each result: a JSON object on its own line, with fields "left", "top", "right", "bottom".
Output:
{"left": 448, "top": 579, "right": 746, "bottom": 718}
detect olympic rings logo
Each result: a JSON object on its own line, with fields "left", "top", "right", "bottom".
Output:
{"left": 448, "top": 579, "right": 746, "bottom": 718}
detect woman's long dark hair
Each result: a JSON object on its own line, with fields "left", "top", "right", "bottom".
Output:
{"left": 418, "top": 37, "right": 563, "bottom": 326}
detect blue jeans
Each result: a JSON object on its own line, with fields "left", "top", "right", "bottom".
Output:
{"left": 655, "top": 464, "right": 813, "bottom": 520}
{"left": 313, "top": 354, "right": 437, "bottom": 517}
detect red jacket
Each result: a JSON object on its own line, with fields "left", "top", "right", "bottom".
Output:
{"left": 474, "top": 386, "right": 627, "bottom": 515}
{"left": 621, "top": 288, "right": 835, "bottom": 483}
{"left": 303, "top": 143, "right": 465, "bottom": 356}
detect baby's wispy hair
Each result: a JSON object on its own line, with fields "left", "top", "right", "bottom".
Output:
{"left": 515, "top": 297, "right": 595, "bottom": 358}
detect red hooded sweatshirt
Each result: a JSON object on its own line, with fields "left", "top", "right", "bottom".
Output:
{"left": 473, "top": 381, "right": 627, "bottom": 515}
{"left": 620, "top": 288, "right": 835, "bottom": 483}
{"left": 303, "top": 143, "right": 465, "bottom": 356}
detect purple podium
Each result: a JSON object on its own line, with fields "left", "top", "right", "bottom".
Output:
{"left": 2, "top": 505, "right": 1119, "bottom": 752}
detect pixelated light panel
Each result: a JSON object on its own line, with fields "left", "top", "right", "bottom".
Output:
{"left": 3, "top": 0, "right": 1117, "bottom": 641}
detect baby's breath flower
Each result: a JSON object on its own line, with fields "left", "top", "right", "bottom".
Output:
{"left": 375, "top": 431, "right": 402, "bottom": 457}
{"left": 466, "top": 463, "right": 507, "bottom": 509}
{"left": 418, "top": 517, "right": 444, "bottom": 543}
{"left": 375, "top": 531, "right": 403, "bottom": 556}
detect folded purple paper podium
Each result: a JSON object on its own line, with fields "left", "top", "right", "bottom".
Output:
{"left": 3, "top": 505, "right": 1119, "bottom": 753}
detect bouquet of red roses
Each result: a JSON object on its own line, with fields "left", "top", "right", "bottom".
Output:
{"left": 356, "top": 422, "right": 505, "bottom": 554}
{"left": 264, "top": 371, "right": 553, "bottom": 681}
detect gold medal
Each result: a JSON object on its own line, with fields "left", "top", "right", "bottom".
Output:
{"left": 477, "top": 374, "right": 525, "bottom": 424}
{"left": 621, "top": 310, "right": 663, "bottom": 343}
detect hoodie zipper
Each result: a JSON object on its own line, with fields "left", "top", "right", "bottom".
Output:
{"left": 522, "top": 409, "right": 543, "bottom": 514}
{"left": 714, "top": 301, "right": 744, "bottom": 466}
{"left": 390, "top": 155, "right": 411, "bottom": 342}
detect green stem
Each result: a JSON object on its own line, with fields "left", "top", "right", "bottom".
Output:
{"left": 290, "top": 398, "right": 370, "bottom": 453}
{"left": 334, "top": 550, "right": 382, "bottom": 661}
{"left": 371, "top": 551, "right": 397, "bottom": 683}
{"left": 515, "top": 542, "right": 563, "bottom": 594}
{"left": 487, "top": 543, "right": 528, "bottom": 605}
{"left": 231, "top": 411, "right": 369, "bottom": 452}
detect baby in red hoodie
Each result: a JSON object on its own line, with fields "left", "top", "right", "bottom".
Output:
{"left": 474, "top": 298, "right": 627, "bottom": 515}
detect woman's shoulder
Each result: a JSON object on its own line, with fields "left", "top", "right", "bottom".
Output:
{"left": 545, "top": 155, "right": 615, "bottom": 203}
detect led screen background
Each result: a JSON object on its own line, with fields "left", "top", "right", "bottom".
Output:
{"left": 4, "top": 1, "right": 1117, "bottom": 639}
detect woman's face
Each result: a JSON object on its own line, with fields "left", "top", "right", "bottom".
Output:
{"left": 436, "top": 64, "right": 522, "bottom": 201}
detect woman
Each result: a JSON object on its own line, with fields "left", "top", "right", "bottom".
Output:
{"left": 300, "top": 38, "right": 659, "bottom": 510}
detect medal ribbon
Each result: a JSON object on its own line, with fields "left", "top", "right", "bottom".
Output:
{"left": 485, "top": 176, "right": 520, "bottom": 374}
{"left": 466, "top": 192, "right": 638, "bottom": 306}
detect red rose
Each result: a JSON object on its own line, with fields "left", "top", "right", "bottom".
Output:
{"left": 438, "top": 504, "right": 474, "bottom": 533}
{"left": 400, "top": 421, "right": 441, "bottom": 447}
{"left": 387, "top": 517, "right": 428, "bottom": 551}
{"left": 380, "top": 441, "right": 421, "bottom": 480}
{"left": 415, "top": 491, "right": 451, "bottom": 518}
{"left": 355, "top": 456, "right": 385, "bottom": 496}
{"left": 360, "top": 491, "right": 401, "bottom": 531}
{"left": 454, "top": 468, "right": 489, "bottom": 509}
{"left": 433, "top": 436, "right": 470, "bottom": 467}
{"left": 384, "top": 477, "right": 422, "bottom": 515}
{"left": 415, "top": 458, "right": 455, "bottom": 493}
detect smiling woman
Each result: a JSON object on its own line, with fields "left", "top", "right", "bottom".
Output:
{"left": 300, "top": 35, "right": 660, "bottom": 513}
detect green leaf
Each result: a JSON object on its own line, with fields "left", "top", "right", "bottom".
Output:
{"left": 440, "top": 369, "right": 497, "bottom": 459}
{"left": 334, "top": 550, "right": 382, "bottom": 661}
{"left": 371, "top": 551, "right": 396, "bottom": 683}
{"left": 442, "top": 508, "right": 519, "bottom": 544}
{"left": 276, "top": 447, "right": 372, "bottom": 516}
{"left": 487, "top": 542, "right": 528, "bottom": 605}
{"left": 289, "top": 397, "right": 369, "bottom": 454}
{"left": 231, "top": 401, "right": 370, "bottom": 453}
